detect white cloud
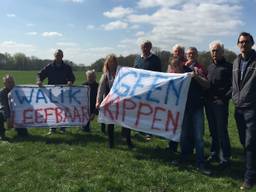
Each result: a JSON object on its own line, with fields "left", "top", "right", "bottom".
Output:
{"left": 0, "top": 41, "right": 36, "bottom": 55}
{"left": 137, "top": 0, "right": 241, "bottom": 8}
{"left": 42, "top": 32, "right": 63, "bottom": 37}
{"left": 136, "top": 31, "right": 145, "bottom": 37}
{"left": 25, "top": 32, "right": 37, "bottom": 36}
{"left": 102, "top": 20, "right": 128, "bottom": 30}
{"left": 56, "top": 42, "right": 78, "bottom": 47}
{"left": 118, "top": 38, "right": 139, "bottom": 50}
{"left": 130, "top": 25, "right": 140, "bottom": 30}
{"left": 138, "top": 0, "right": 186, "bottom": 8}
{"left": 64, "top": 0, "right": 84, "bottom": 3}
{"left": 127, "top": 2, "right": 243, "bottom": 49}
{"left": 86, "top": 25, "right": 95, "bottom": 30}
{"left": 26, "top": 23, "right": 35, "bottom": 27}
{"left": 103, "top": 6, "right": 133, "bottom": 18}
{"left": 6, "top": 13, "right": 16, "bottom": 17}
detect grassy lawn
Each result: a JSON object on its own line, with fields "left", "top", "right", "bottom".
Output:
{"left": 0, "top": 70, "right": 252, "bottom": 192}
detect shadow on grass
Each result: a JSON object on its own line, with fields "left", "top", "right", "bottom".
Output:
{"left": 131, "top": 137, "right": 245, "bottom": 181}
{"left": 8, "top": 131, "right": 107, "bottom": 146}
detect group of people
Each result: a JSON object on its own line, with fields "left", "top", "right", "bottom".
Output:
{"left": 0, "top": 32, "right": 255, "bottom": 190}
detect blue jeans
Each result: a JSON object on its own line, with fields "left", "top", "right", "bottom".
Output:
{"left": 205, "top": 101, "right": 231, "bottom": 162}
{"left": 235, "top": 107, "right": 256, "bottom": 184}
{"left": 180, "top": 106, "right": 205, "bottom": 166}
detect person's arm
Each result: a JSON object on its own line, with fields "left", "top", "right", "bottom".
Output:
{"left": 96, "top": 74, "right": 107, "bottom": 109}
{"left": 66, "top": 65, "right": 75, "bottom": 85}
{"left": 37, "top": 65, "right": 49, "bottom": 86}
{"left": 193, "top": 67, "right": 210, "bottom": 89}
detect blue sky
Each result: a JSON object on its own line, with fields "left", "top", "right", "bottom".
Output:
{"left": 0, "top": 0, "right": 255, "bottom": 66}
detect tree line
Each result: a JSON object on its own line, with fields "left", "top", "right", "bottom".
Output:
{"left": 0, "top": 48, "right": 237, "bottom": 72}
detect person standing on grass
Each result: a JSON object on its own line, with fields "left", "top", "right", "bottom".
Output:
{"left": 0, "top": 74, "right": 29, "bottom": 140}
{"left": 96, "top": 54, "right": 133, "bottom": 149}
{"left": 167, "top": 44, "right": 187, "bottom": 73}
{"left": 81, "top": 69, "right": 98, "bottom": 132}
{"left": 173, "top": 47, "right": 210, "bottom": 175}
{"left": 232, "top": 32, "right": 256, "bottom": 190}
{"left": 205, "top": 41, "right": 232, "bottom": 169}
{"left": 134, "top": 40, "right": 162, "bottom": 141}
{"left": 36, "top": 49, "right": 75, "bottom": 135}
{"left": 167, "top": 44, "right": 187, "bottom": 153}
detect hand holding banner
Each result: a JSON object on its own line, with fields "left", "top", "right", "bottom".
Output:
{"left": 98, "top": 67, "right": 191, "bottom": 141}
{"left": 9, "top": 85, "right": 90, "bottom": 128}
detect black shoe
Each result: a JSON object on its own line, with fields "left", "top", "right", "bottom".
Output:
{"left": 171, "top": 158, "right": 189, "bottom": 166}
{"left": 0, "top": 135, "right": 7, "bottom": 141}
{"left": 240, "top": 181, "right": 253, "bottom": 190}
{"left": 127, "top": 143, "right": 134, "bottom": 149}
{"left": 197, "top": 164, "right": 211, "bottom": 176}
{"left": 219, "top": 161, "right": 230, "bottom": 170}
{"left": 47, "top": 129, "right": 56, "bottom": 135}
{"left": 206, "top": 155, "right": 219, "bottom": 163}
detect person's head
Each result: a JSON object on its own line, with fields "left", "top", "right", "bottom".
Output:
{"left": 172, "top": 44, "right": 185, "bottom": 59}
{"left": 237, "top": 32, "right": 254, "bottom": 56}
{"left": 103, "top": 54, "right": 118, "bottom": 73}
{"left": 3, "top": 74, "right": 15, "bottom": 90}
{"left": 85, "top": 69, "right": 96, "bottom": 82}
{"left": 54, "top": 49, "right": 64, "bottom": 63}
{"left": 141, "top": 40, "right": 152, "bottom": 57}
{"left": 209, "top": 40, "right": 224, "bottom": 64}
{"left": 186, "top": 47, "right": 198, "bottom": 62}
{"left": 169, "top": 57, "right": 183, "bottom": 73}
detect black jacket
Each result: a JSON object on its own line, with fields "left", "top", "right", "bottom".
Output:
{"left": 207, "top": 58, "right": 232, "bottom": 102}
{"left": 134, "top": 54, "right": 162, "bottom": 72}
{"left": 0, "top": 88, "right": 11, "bottom": 119}
{"left": 232, "top": 50, "right": 256, "bottom": 108}
{"left": 83, "top": 81, "right": 98, "bottom": 114}
{"left": 37, "top": 61, "right": 75, "bottom": 85}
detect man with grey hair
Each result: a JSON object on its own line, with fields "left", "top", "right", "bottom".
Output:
{"left": 37, "top": 49, "right": 75, "bottom": 135}
{"left": 205, "top": 40, "right": 232, "bottom": 169}
{"left": 172, "top": 44, "right": 186, "bottom": 62}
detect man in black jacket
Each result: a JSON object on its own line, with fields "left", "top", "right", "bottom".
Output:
{"left": 232, "top": 32, "right": 256, "bottom": 190}
{"left": 133, "top": 40, "right": 162, "bottom": 141}
{"left": 37, "top": 49, "right": 75, "bottom": 135}
{"left": 206, "top": 41, "right": 232, "bottom": 169}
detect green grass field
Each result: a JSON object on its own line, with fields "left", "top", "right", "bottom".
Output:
{"left": 0, "top": 70, "right": 252, "bottom": 192}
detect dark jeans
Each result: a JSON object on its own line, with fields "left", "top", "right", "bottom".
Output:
{"left": 107, "top": 125, "right": 131, "bottom": 148}
{"left": 205, "top": 101, "right": 231, "bottom": 162}
{"left": 0, "top": 113, "right": 28, "bottom": 137}
{"left": 235, "top": 107, "right": 256, "bottom": 184}
{"left": 168, "top": 140, "right": 178, "bottom": 153}
{"left": 15, "top": 128, "right": 28, "bottom": 136}
{"left": 0, "top": 113, "right": 5, "bottom": 137}
{"left": 180, "top": 106, "right": 205, "bottom": 166}
{"left": 101, "top": 123, "right": 106, "bottom": 133}
{"left": 82, "top": 121, "right": 91, "bottom": 132}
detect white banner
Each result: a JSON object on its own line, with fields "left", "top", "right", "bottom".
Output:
{"left": 98, "top": 67, "right": 191, "bottom": 141}
{"left": 9, "top": 85, "right": 90, "bottom": 128}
